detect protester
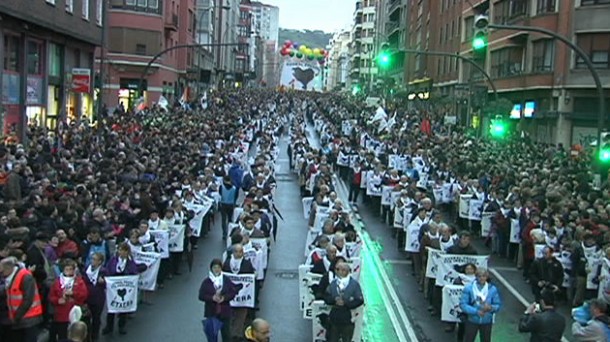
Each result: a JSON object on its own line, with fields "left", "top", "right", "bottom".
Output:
{"left": 81, "top": 252, "right": 106, "bottom": 342}
{"left": 324, "top": 261, "right": 364, "bottom": 342}
{"left": 243, "top": 318, "right": 271, "bottom": 342}
{"left": 48, "top": 258, "right": 88, "bottom": 342}
{"left": 60, "top": 321, "right": 88, "bottom": 342}
{"left": 571, "top": 298, "right": 610, "bottom": 341}
{"left": 199, "top": 258, "right": 239, "bottom": 342}
{"left": 518, "top": 288, "right": 566, "bottom": 342}
{"left": 459, "top": 268, "right": 502, "bottom": 342}
{"left": 528, "top": 245, "right": 564, "bottom": 302}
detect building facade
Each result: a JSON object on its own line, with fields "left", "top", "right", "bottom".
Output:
{"left": 251, "top": 1, "right": 279, "bottom": 48}
{"left": 349, "top": 0, "right": 379, "bottom": 92}
{"left": 237, "top": 0, "right": 254, "bottom": 86}
{"left": 456, "top": 0, "right": 610, "bottom": 146}
{"left": 194, "top": 0, "right": 217, "bottom": 91}
{"left": 251, "top": 1, "right": 279, "bottom": 87}
{"left": 0, "top": 0, "right": 102, "bottom": 137}
{"left": 376, "top": 0, "right": 408, "bottom": 92}
{"left": 326, "top": 30, "right": 351, "bottom": 90}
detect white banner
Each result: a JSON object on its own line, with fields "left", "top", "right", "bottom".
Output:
{"left": 311, "top": 300, "right": 364, "bottom": 342}
{"left": 224, "top": 273, "right": 256, "bottom": 308}
{"left": 435, "top": 254, "right": 490, "bottom": 286}
{"left": 509, "top": 218, "right": 521, "bottom": 244}
{"left": 150, "top": 230, "right": 169, "bottom": 259}
{"left": 366, "top": 173, "right": 382, "bottom": 197}
{"left": 425, "top": 248, "right": 444, "bottom": 279}
{"left": 188, "top": 202, "right": 213, "bottom": 237}
{"left": 303, "top": 197, "right": 314, "bottom": 219}
{"left": 458, "top": 195, "right": 471, "bottom": 219}
{"left": 301, "top": 270, "right": 324, "bottom": 319}
{"left": 348, "top": 257, "right": 362, "bottom": 282}
{"left": 280, "top": 59, "right": 323, "bottom": 91}
{"left": 381, "top": 186, "right": 394, "bottom": 206}
{"left": 598, "top": 259, "right": 610, "bottom": 301}
{"left": 132, "top": 250, "right": 162, "bottom": 291}
{"left": 404, "top": 220, "right": 422, "bottom": 253}
{"left": 168, "top": 224, "right": 185, "bottom": 253}
{"left": 481, "top": 212, "right": 494, "bottom": 238}
{"left": 468, "top": 199, "right": 483, "bottom": 221}
{"left": 346, "top": 241, "right": 363, "bottom": 258}
{"left": 337, "top": 152, "right": 350, "bottom": 167}
{"left": 442, "top": 285, "right": 464, "bottom": 323}
{"left": 244, "top": 248, "right": 264, "bottom": 280}
{"left": 299, "top": 265, "right": 313, "bottom": 311}
{"left": 250, "top": 238, "right": 269, "bottom": 271}
{"left": 105, "top": 275, "right": 139, "bottom": 313}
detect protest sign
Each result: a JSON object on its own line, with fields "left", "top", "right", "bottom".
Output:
{"left": 583, "top": 246, "right": 603, "bottom": 290}
{"left": 311, "top": 301, "right": 364, "bottom": 342}
{"left": 250, "top": 238, "right": 268, "bottom": 270}
{"left": 348, "top": 257, "right": 361, "bottom": 281}
{"left": 337, "top": 152, "right": 350, "bottom": 167}
{"left": 435, "top": 254, "right": 490, "bottom": 286}
{"left": 132, "top": 250, "right": 162, "bottom": 291}
{"left": 390, "top": 191, "right": 401, "bottom": 210}
{"left": 366, "top": 173, "right": 382, "bottom": 197}
{"left": 442, "top": 183, "right": 457, "bottom": 203}
{"left": 404, "top": 221, "right": 422, "bottom": 253}
{"left": 554, "top": 250, "right": 572, "bottom": 288}
{"left": 105, "top": 275, "right": 139, "bottom": 313}
{"left": 303, "top": 272, "right": 324, "bottom": 319}
{"left": 224, "top": 273, "right": 256, "bottom": 308}
{"left": 150, "top": 230, "right": 169, "bottom": 258}
{"left": 393, "top": 206, "right": 403, "bottom": 229}
{"left": 481, "top": 212, "right": 493, "bottom": 238}
{"left": 168, "top": 224, "right": 185, "bottom": 253}
{"left": 304, "top": 230, "right": 321, "bottom": 258}
{"left": 299, "top": 265, "right": 313, "bottom": 311}
{"left": 187, "top": 202, "right": 212, "bottom": 237}
{"left": 360, "top": 171, "right": 368, "bottom": 190}
{"left": 302, "top": 197, "right": 314, "bottom": 220}
{"left": 458, "top": 195, "right": 472, "bottom": 219}
{"left": 425, "top": 248, "right": 444, "bottom": 279}
{"left": 441, "top": 285, "right": 464, "bottom": 323}
{"left": 346, "top": 241, "right": 363, "bottom": 258}
{"left": 468, "top": 199, "right": 483, "bottom": 221}
{"left": 381, "top": 186, "right": 394, "bottom": 206}
{"left": 509, "top": 218, "right": 521, "bottom": 244}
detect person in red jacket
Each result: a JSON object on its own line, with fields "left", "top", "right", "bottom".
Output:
{"left": 48, "top": 258, "right": 88, "bottom": 342}
{"left": 521, "top": 211, "right": 541, "bottom": 280}
{"left": 54, "top": 229, "right": 80, "bottom": 259}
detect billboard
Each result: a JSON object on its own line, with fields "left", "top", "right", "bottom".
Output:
{"left": 279, "top": 59, "right": 323, "bottom": 91}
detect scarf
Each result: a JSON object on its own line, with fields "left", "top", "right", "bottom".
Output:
{"left": 209, "top": 271, "right": 223, "bottom": 290}
{"left": 323, "top": 256, "right": 332, "bottom": 273}
{"left": 472, "top": 281, "right": 489, "bottom": 303}
{"left": 458, "top": 273, "right": 476, "bottom": 285}
{"left": 337, "top": 276, "right": 350, "bottom": 292}
{"left": 138, "top": 231, "right": 151, "bottom": 245}
{"left": 427, "top": 231, "right": 440, "bottom": 240}
{"left": 60, "top": 274, "right": 75, "bottom": 290}
{"left": 230, "top": 256, "right": 242, "bottom": 274}
{"left": 86, "top": 264, "right": 100, "bottom": 286}
{"left": 116, "top": 257, "right": 127, "bottom": 274}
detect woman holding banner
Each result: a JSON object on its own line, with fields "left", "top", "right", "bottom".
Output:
{"left": 199, "top": 258, "right": 239, "bottom": 342}
{"left": 81, "top": 252, "right": 106, "bottom": 342}
{"left": 459, "top": 268, "right": 502, "bottom": 342}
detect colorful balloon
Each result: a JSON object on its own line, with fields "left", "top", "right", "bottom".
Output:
{"left": 317, "top": 55, "right": 325, "bottom": 61}
{"left": 284, "top": 40, "right": 292, "bottom": 47}
{"left": 305, "top": 48, "right": 313, "bottom": 55}
{"left": 289, "top": 50, "right": 295, "bottom": 57}
{"left": 313, "top": 48, "right": 320, "bottom": 55}
{"left": 299, "top": 45, "right": 307, "bottom": 52}
{"left": 293, "top": 42, "right": 300, "bottom": 49}
{"left": 296, "top": 52, "right": 303, "bottom": 59}
{"left": 307, "top": 54, "right": 315, "bottom": 60}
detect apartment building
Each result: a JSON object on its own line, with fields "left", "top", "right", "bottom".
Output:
{"left": 349, "top": 0, "right": 378, "bottom": 91}
{"left": 326, "top": 30, "right": 351, "bottom": 90}
{"left": 0, "top": 0, "right": 102, "bottom": 137}
{"left": 251, "top": 1, "right": 279, "bottom": 86}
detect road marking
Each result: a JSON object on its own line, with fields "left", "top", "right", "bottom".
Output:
{"left": 492, "top": 266, "right": 520, "bottom": 272}
{"left": 277, "top": 158, "right": 289, "bottom": 162}
{"left": 489, "top": 268, "right": 570, "bottom": 342}
{"left": 384, "top": 259, "right": 413, "bottom": 265}
{"left": 335, "top": 177, "right": 418, "bottom": 342}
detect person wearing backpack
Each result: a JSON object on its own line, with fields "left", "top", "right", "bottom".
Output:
{"left": 572, "top": 299, "right": 610, "bottom": 341}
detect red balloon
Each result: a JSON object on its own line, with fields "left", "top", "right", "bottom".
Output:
{"left": 284, "top": 40, "right": 292, "bottom": 47}
{"left": 280, "top": 48, "right": 288, "bottom": 56}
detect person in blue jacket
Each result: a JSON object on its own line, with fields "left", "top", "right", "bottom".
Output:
{"left": 459, "top": 267, "right": 502, "bottom": 342}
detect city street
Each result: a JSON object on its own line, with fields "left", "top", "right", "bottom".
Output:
{"left": 111, "top": 136, "right": 311, "bottom": 342}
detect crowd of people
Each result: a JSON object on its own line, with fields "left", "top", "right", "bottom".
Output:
{"left": 298, "top": 94, "right": 610, "bottom": 341}
{"left": 0, "top": 89, "right": 295, "bottom": 342}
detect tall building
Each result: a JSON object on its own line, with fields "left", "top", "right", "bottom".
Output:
{"left": 237, "top": 0, "right": 254, "bottom": 86}
{"left": 99, "top": 0, "right": 198, "bottom": 109}
{"left": 215, "top": 0, "right": 241, "bottom": 86}
{"left": 194, "top": 0, "right": 218, "bottom": 91}
{"left": 326, "top": 30, "right": 351, "bottom": 90}
{"left": 0, "top": 0, "right": 102, "bottom": 137}
{"left": 349, "top": 0, "right": 378, "bottom": 92}
{"left": 375, "top": 0, "right": 408, "bottom": 93}
{"left": 251, "top": 2, "right": 279, "bottom": 87}
{"left": 457, "top": 0, "right": 610, "bottom": 146}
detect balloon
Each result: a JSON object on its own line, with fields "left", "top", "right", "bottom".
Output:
{"left": 313, "top": 48, "right": 320, "bottom": 55}
{"left": 293, "top": 42, "right": 300, "bottom": 49}
{"left": 307, "top": 54, "right": 315, "bottom": 60}
{"left": 284, "top": 40, "right": 292, "bottom": 47}
{"left": 299, "top": 45, "right": 307, "bottom": 52}
{"left": 296, "top": 52, "right": 303, "bottom": 59}
{"left": 305, "top": 48, "right": 313, "bottom": 55}
{"left": 289, "top": 50, "right": 295, "bottom": 57}
{"left": 317, "top": 55, "right": 325, "bottom": 61}
{"left": 279, "top": 49, "right": 288, "bottom": 56}
{"left": 318, "top": 60, "right": 325, "bottom": 65}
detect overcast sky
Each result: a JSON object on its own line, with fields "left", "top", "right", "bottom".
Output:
{"left": 262, "top": 0, "right": 354, "bottom": 33}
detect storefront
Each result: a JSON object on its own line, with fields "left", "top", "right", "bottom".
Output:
{"left": 118, "top": 78, "right": 147, "bottom": 110}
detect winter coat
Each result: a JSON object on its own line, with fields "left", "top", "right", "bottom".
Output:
{"left": 460, "top": 281, "right": 502, "bottom": 325}
{"left": 572, "top": 315, "right": 610, "bottom": 342}
{"left": 324, "top": 277, "right": 364, "bottom": 325}
{"left": 198, "top": 276, "right": 239, "bottom": 319}
{"left": 48, "top": 276, "right": 89, "bottom": 323}
{"left": 81, "top": 266, "right": 107, "bottom": 308}
{"left": 518, "top": 309, "right": 566, "bottom": 342}
{"left": 105, "top": 256, "right": 139, "bottom": 276}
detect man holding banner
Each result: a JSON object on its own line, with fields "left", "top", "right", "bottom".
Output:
{"left": 324, "top": 261, "right": 364, "bottom": 342}
{"left": 459, "top": 268, "right": 502, "bottom": 342}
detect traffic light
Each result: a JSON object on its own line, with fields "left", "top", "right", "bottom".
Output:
{"left": 352, "top": 84, "right": 362, "bottom": 95}
{"left": 489, "top": 117, "right": 507, "bottom": 139}
{"left": 472, "top": 14, "right": 489, "bottom": 55}
{"left": 599, "top": 132, "right": 610, "bottom": 163}
{"left": 376, "top": 42, "right": 391, "bottom": 69}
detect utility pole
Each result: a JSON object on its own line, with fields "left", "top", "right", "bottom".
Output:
{"left": 97, "top": 0, "right": 108, "bottom": 121}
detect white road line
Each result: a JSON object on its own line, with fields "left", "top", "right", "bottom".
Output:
{"left": 492, "top": 266, "right": 520, "bottom": 272}
{"left": 489, "top": 268, "right": 570, "bottom": 342}
{"left": 334, "top": 175, "right": 419, "bottom": 342}
{"left": 384, "top": 259, "right": 413, "bottom": 265}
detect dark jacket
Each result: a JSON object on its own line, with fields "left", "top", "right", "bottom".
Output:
{"left": 222, "top": 258, "right": 255, "bottom": 275}
{"left": 81, "top": 266, "right": 107, "bottom": 308}
{"left": 26, "top": 244, "right": 48, "bottom": 287}
{"left": 9, "top": 268, "right": 42, "bottom": 329}
{"left": 447, "top": 243, "right": 478, "bottom": 255}
{"left": 324, "top": 277, "right": 364, "bottom": 325}
{"left": 105, "top": 256, "right": 139, "bottom": 276}
{"left": 529, "top": 258, "right": 564, "bottom": 288}
{"left": 518, "top": 309, "right": 566, "bottom": 342}
{"left": 198, "top": 276, "right": 239, "bottom": 319}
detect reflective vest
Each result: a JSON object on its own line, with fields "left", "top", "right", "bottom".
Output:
{"left": 6, "top": 268, "right": 43, "bottom": 320}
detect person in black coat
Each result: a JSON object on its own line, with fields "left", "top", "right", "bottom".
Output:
{"left": 518, "top": 288, "right": 566, "bottom": 342}
{"left": 324, "top": 261, "right": 364, "bottom": 342}
{"left": 528, "top": 246, "right": 563, "bottom": 302}
{"left": 221, "top": 244, "right": 255, "bottom": 341}
{"left": 199, "top": 259, "right": 240, "bottom": 342}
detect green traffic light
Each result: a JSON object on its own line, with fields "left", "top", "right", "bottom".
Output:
{"left": 490, "top": 121, "right": 507, "bottom": 139}
{"left": 473, "top": 36, "right": 487, "bottom": 50}
{"left": 378, "top": 52, "right": 390, "bottom": 67}
{"left": 352, "top": 85, "right": 361, "bottom": 95}
{"left": 600, "top": 149, "right": 610, "bottom": 163}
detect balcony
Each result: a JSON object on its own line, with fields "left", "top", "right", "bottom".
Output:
{"left": 388, "top": 0, "right": 401, "bottom": 16}
{"left": 385, "top": 21, "right": 399, "bottom": 36}
{"left": 165, "top": 14, "right": 178, "bottom": 32}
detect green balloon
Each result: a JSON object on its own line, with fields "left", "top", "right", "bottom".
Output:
{"left": 307, "top": 54, "right": 315, "bottom": 60}
{"left": 289, "top": 51, "right": 295, "bottom": 57}
{"left": 317, "top": 55, "right": 325, "bottom": 61}
{"left": 296, "top": 52, "right": 303, "bottom": 58}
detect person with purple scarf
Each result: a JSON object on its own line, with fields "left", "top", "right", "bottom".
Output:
{"left": 81, "top": 252, "right": 106, "bottom": 342}
{"left": 102, "top": 243, "right": 139, "bottom": 336}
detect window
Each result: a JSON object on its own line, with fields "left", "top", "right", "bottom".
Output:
{"left": 48, "top": 43, "right": 61, "bottom": 77}
{"left": 509, "top": 0, "right": 527, "bottom": 18}
{"left": 66, "top": 0, "right": 73, "bottom": 13}
{"left": 82, "top": 0, "right": 90, "bottom": 20}
{"left": 581, "top": 0, "right": 610, "bottom": 5}
{"left": 135, "top": 44, "right": 147, "bottom": 55}
{"left": 3, "top": 36, "right": 20, "bottom": 72}
{"left": 27, "top": 41, "right": 42, "bottom": 75}
{"left": 148, "top": 0, "right": 158, "bottom": 9}
{"left": 536, "top": 0, "right": 556, "bottom": 14}
{"left": 439, "top": 27, "right": 443, "bottom": 44}
{"left": 96, "top": 0, "right": 103, "bottom": 26}
{"left": 125, "top": 0, "right": 136, "bottom": 4}
{"left": 137, "top": 0, "right": 147, "bottom": 7}
{"left": 464, "top": 16, "right": 474, "bottom": 40}
{"left": 532, "top": 39, "right": 554, "bottom": 72}
{"left": 576, "top": 33, "right": 610, "bottom": 69}
{"left": 491, "top": 47, "right": 524, "bottom": 78}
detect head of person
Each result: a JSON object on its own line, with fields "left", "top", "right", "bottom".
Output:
{"left": 233, "top": 244, "right": 244, "bottom": 259}
{"left": 317, "top": 235, "right": 330, "bottom": 249}
{"left": 475, "top": 267, "right": 489, "bottom": 285}
{"left": 333, "top": 233, "right": 346, "bottom": 250}
{"left": 91, "top": 252, "right": 105, "bottom": 268}
{"left": 61, "top": 258, "right": 77, "bottom": 277}
{"left": 117, "top": 242, "right": 131, "bottom": 259}
{"left": 244, "top": 215, "right": 255, "bottom": 230}
{"left": 150, "top": 210, "right": 159, "bottom": 221}
{"left": 589, "top": 299, "right": 607, "bottom": 318}
{"left": 67, "top": 321, "right": 88, "bottom": 342}
{"left": 458, "top": 231, "right": 472, "bottom": 248}
{"left": 539, "top": 288, "right": 556, "bottom": 309}
{"left": 56, "top": 229, "right": 68, "bottom": 243}
{"left": 543, "top": 246, "right": 554, "bottom": 260}
{"left": 0, "top": 257, "right": 18, "bottom": 278}
{"left": 87, "top": 228, "right": 101, "bottom": 243}
{"left": 464, "top": 263, "right": 477, "bottom": 276}
{"left": 335, "top": 260, "right": 351, "bottom": 279}
{"left": 326, "top": 245, "right": 338, "bottom": 261}
{"left": 583, "top": 233, "right": 597, "bottom": 248}
{"left": 249, "top": 318, "right": 271, "bottom": 342}
{"left": 34, "top": 231, "right": 49, "bottom": 248}
{"left": 210, "top": 258, "right": 223, "bottom": 277}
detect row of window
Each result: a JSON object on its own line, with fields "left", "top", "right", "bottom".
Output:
{"left": 45, "top": 0, "right": 104, "bottom": 26}
{"left": 3, "top": 37, "right": 65, "bottom": 78}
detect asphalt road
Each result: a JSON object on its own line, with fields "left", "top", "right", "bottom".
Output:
{"left": 106, "top": 135, "right": 311, "bottom": 342}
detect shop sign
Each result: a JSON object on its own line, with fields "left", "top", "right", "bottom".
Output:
{"left": 72, "top": 68, "right": 91, "bottom": 93}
